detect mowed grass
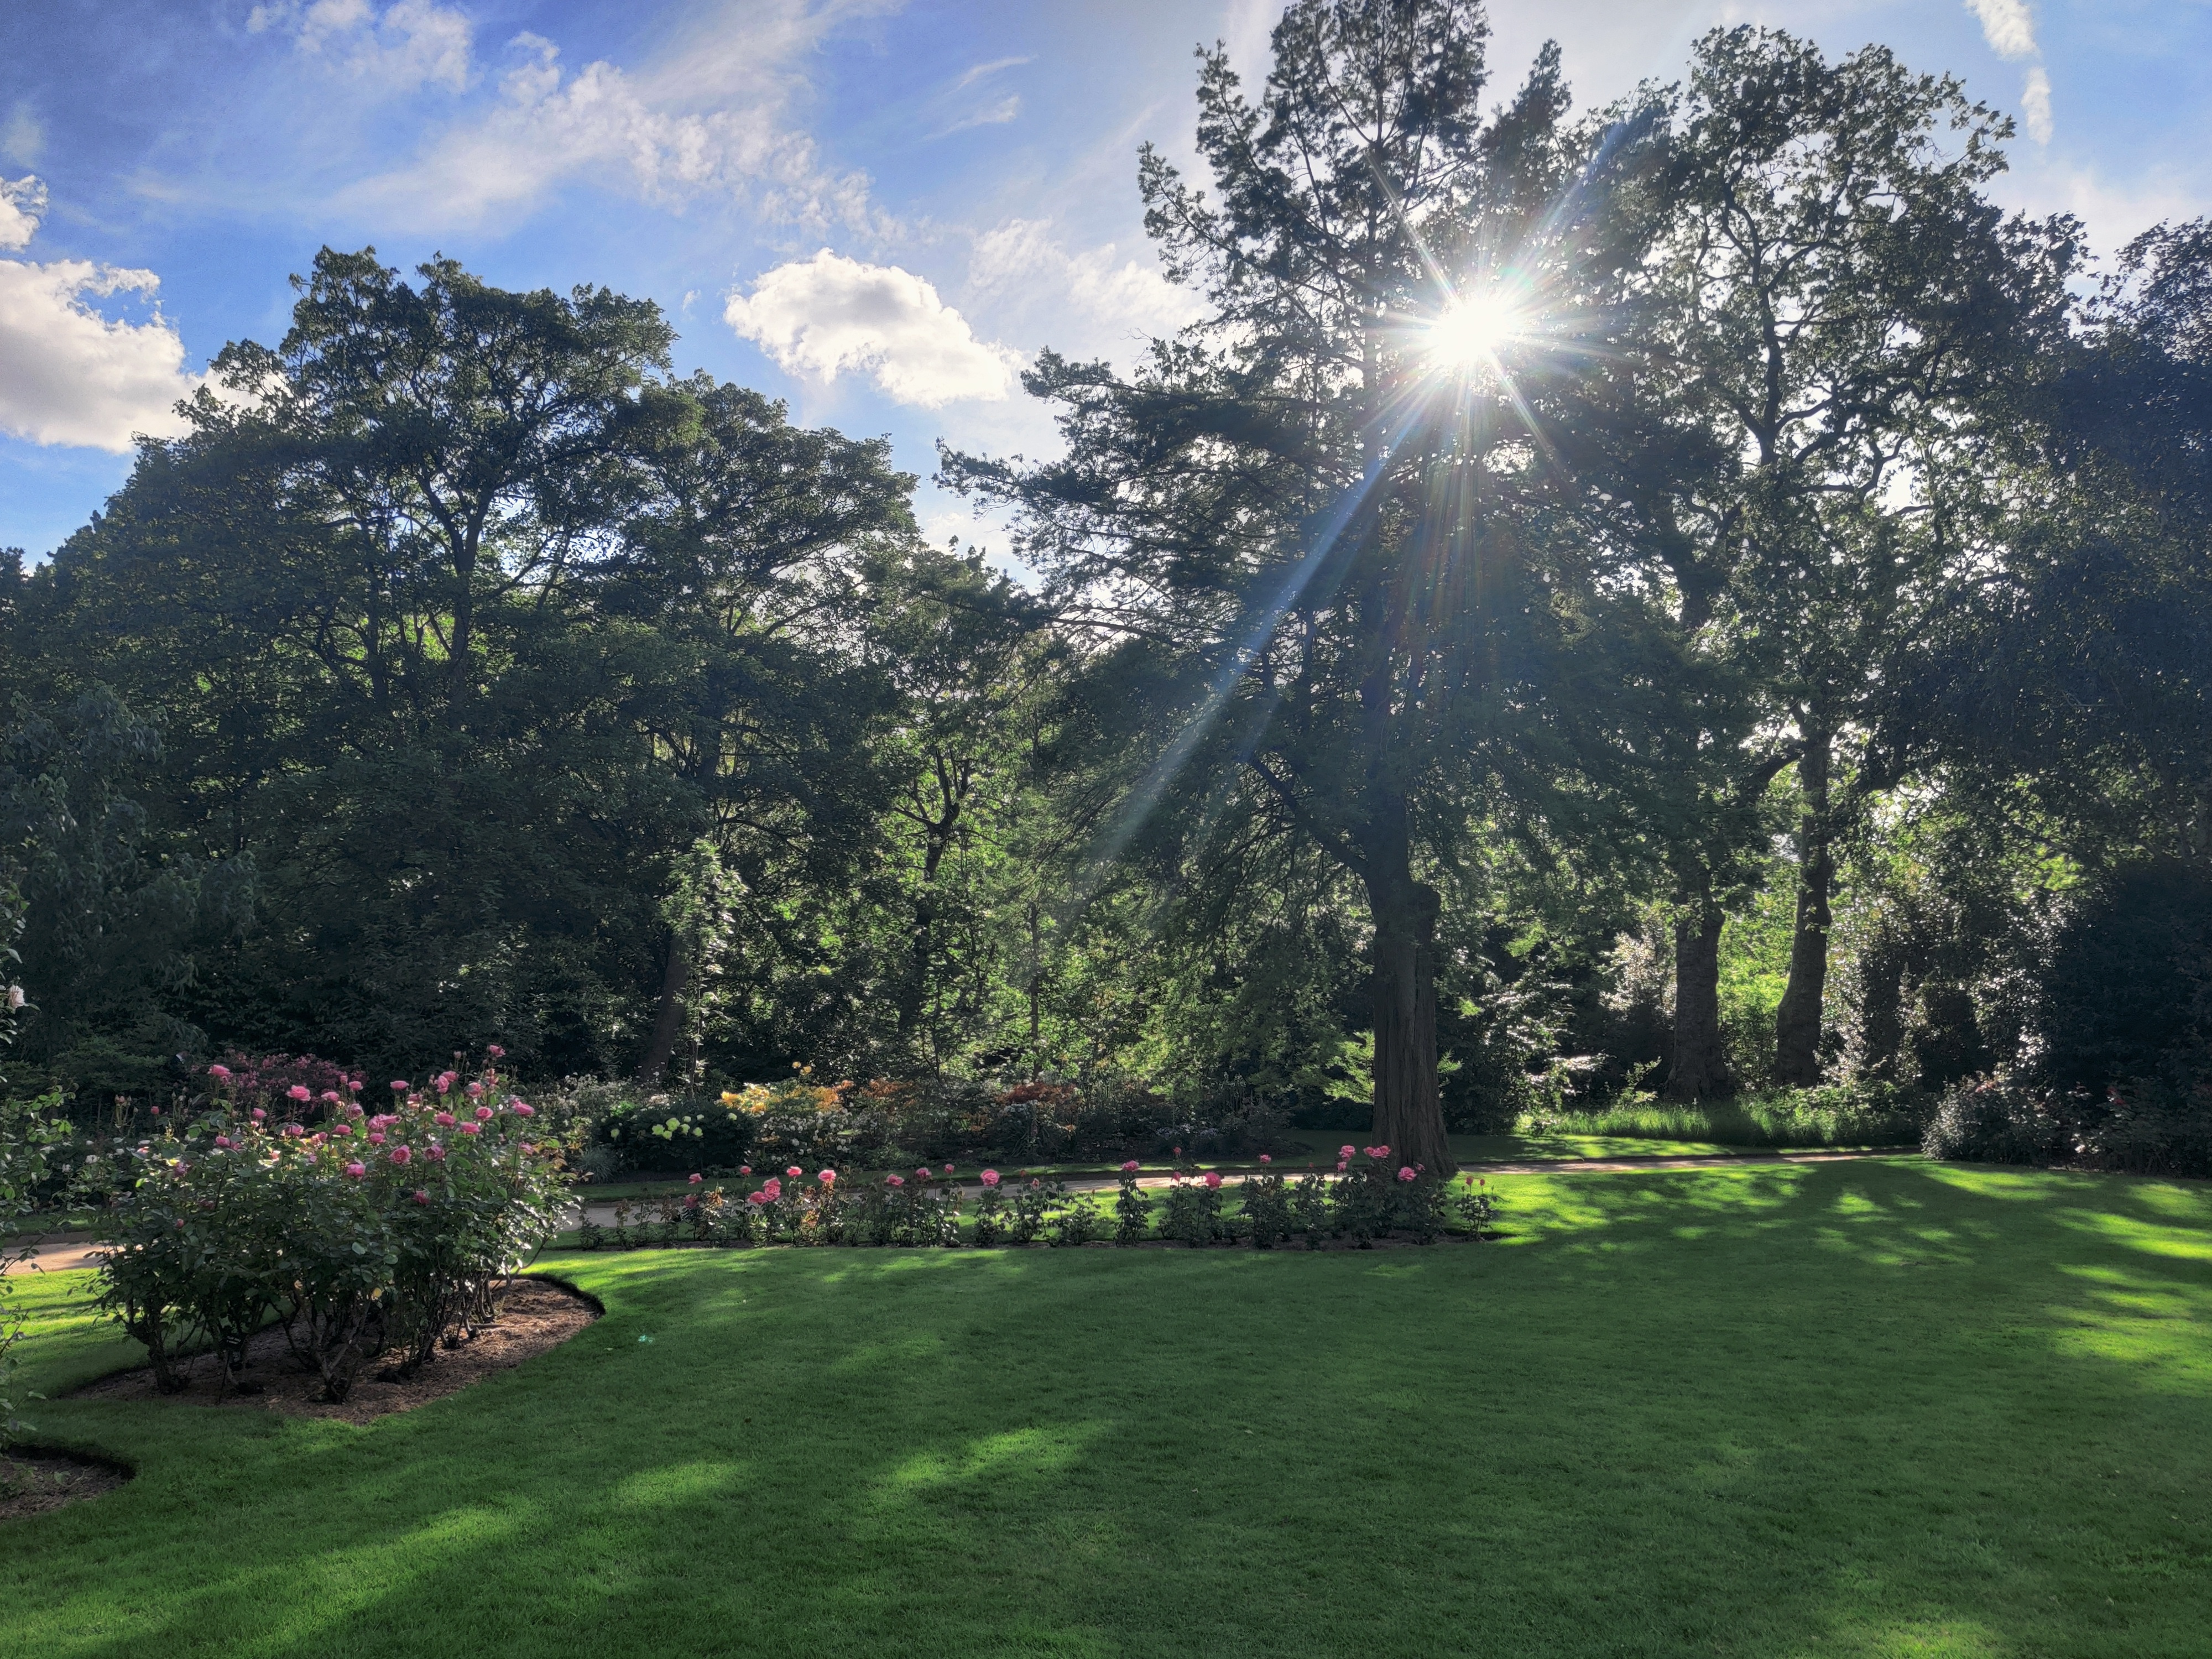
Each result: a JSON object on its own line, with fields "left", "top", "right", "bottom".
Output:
{"left": 3, "top": 1160, "right": 2209, "bottom": 1658}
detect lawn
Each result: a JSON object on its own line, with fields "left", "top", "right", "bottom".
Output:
{"left": 3, "top": 1159, "right": 2208, "bottom": 1658}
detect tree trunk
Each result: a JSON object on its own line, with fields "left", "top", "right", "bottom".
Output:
{"left": 1361, "top": 818, "right": 1454, "bottom": 1175}
{"left": 1666, "top": 898, "right": 1731, "bottom": 1100}
{"left": 1773, "top": 727, "right": 1833, "bottom": 1086}
{"left": 635, "top": 935, "right": 688, "bottom": 1085}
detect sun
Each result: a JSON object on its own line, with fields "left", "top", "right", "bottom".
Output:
{"left": 1425, "top": 289, "right": 1533, "bottom": 371}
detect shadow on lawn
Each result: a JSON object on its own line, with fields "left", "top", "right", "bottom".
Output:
{"left": 3, "top": 1162, "right": 2208, "bottom": 1659}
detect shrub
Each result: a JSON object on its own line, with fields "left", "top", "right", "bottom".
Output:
{"left": 1158, "top": 1166, "right": 1227, "bottom": 1247}
{"left": 1240, "top": 1159, "right": 1290, "bottom": 1250}
{"left": 1288, "top": 1166, "right": 1333, "bottom": 1247}
{"left": 1111, "top": 1162, "right": 1149, "bottom": 1244}
{"left": 93, "top": 1055, "right": 567, "bottom": 1401}
{"left": 1, "top": 1090, "right": 65, "bottom": 1441}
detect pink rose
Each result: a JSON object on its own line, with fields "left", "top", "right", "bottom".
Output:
{"left": 1203, "top": 1171, "right": 1223, "bottom": 1189}
{"left": 345, "top": 1161, "right": 367, "bottom": 1178}
{"left": 1121, "top": 1160, "right": 1139, "bottom": 1172}
{"left": 1259, "top": 1154, "right": 1271, "bottom": 1164}
{"left": 739, "top": 1165, "right": 752, "bottom": 1176}
{"left": 513, "top": 1103, "right": 534, "bottom": 1117}
{"left": 467, "top": 1081, "right": 484, "bottom": 1099}
{"left": 786, "top": 1166, "right": 803, "bottom": 1179}
{"left": 321, "top": 1091, "right": 341, "bottom": 1104}
{"left": 746, "top": 1191, "right": 767, "bottom": 1206}
{"left": 487, "top": 1044, "right": 504, "bottom": 1059}
{"left": 886, "top": 1174, "right": 905, "bottom": 1187}
{"left": 981, "top": 1169, "right": 1001, "bottom": 1187}
{"left": 688, "top": 1173, "right": 703, "bottom": 1185}
{"left": 390, "top": 1080, "right": 409, "bottom": 1093}
{"left": 1335, "top": 1160, "right": 1348, "bottom": 1173}
{"left": 288, "top": 1084, "right": 311, "bottom": 1102}
{"left": 207, "top": 1063, "right": 233, "bottom": 1082}
{"left": 414, "top": 1189, "right": 429, "bottom": 1205}
{"left": 476, "top": 1105, "right": 493, "bottom": 1121}
{"left": 214, "top": 1135, "right": 234, "bottom": 1149}
{"left": 392, "top": 1145, "right": 412, "bottom": 1166}
{"left": 368, "top": 1131, "right": 386, "bottom": 1146}
{"left": 436, "top": 1112, "right": 455, "bottom": 1127}
{"left": 818, "top": 1170, "right": 836, "bottom": 1186}
{"left": 916, "top": 1167, "right": 931, "bottom": 1181}
{"left": 460, "top": 1123, "right": 481, "bottom": 1137}
{"left": 332, "top": 1123, "right": 352, "bottom": 1138}
{"left": 346, "top": 1080, "right": 362, "bottom": 1093}
{"left": 1397, "top": 1166, "right": 1416, "bottom": 1182}
{"left": 684, "top": 1194, "right": 699, "bottom": 1209}
{"left": 427, "top": 1144, "right": 446, "bottom": 1161}
{"left": 1339, "top": 1145, "right": 1355, "bottom": 1160}
{"left": 251, "top": 1107, "right": 267, "bottom": 1121}
{"left": 761, "top": 1178, "right": 782, "bottom": 1200}
{"left": 943, "top": 1164, "right": 954, "bottom": 1174}
{"left": 283, "top": 1124, "right": 304, "bottom": 1138}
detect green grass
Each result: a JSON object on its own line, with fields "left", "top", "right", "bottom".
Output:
{"left": 1520, "top": 1092, "right": 1926, "bottom": 1151}
{"left": 4, "top": 1159, "right": 2209, "bottom": 1657}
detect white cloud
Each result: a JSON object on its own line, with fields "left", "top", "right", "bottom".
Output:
{"left": 954, "top": 56, "right": 1032, "bottom": 91}
{"left": 2021, "top": 66, "right": 2053, "bottom": 147}
{"left": 1965, "top": 0, "right": 2039, "bottom": 62}
{"left": 0, "top": 175, "right": 46, "bottom": 253}
{"left": 0, "top": 105, "right": 43, "bottom": 168}
{"left": 726, "top": 250, "right": 1020, "bottom": 407}
{"left": 0, "top": 258, "right": 200, "bottom": 451}
{"left": 252, "top": 0, "right": 473, "bottom": 93}
{"left": 941, "top": 97, "right": 1021, "bottom": 136}
{"left": 335, "top": 16, "right": 885, "bottom": 235}
{"left": 968, "top": 218, "right": 1203, "bottom": 362}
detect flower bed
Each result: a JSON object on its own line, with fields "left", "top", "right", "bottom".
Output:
{"left": 88, "top": 1052, "right": 568, "bottom": 1402}
{"left": 575, "top": 1146, "right": 1499, "bottom": 1251}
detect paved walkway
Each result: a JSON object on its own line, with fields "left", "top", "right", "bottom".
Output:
{"left": 3, "top": 1150, "right": 1920, "bottom": 1270}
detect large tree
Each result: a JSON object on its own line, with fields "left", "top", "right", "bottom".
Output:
{"left": 946, "top": 0, "right": 1662, "bottom": 1169}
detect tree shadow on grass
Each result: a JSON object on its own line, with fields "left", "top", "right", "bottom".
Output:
{"left": 4, "top": 1165, "right": 2208, "bottom": 1658}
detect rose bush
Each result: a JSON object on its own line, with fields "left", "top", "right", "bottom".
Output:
{"left": 93, "top": 1055, "right": 567, "bottom": 1401}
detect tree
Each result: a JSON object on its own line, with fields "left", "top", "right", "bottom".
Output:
{"left": 947, "top": 0, "right": 1663, "bottom": 1170}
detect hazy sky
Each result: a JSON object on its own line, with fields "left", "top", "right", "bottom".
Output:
{"left": 3, "top": 0, "right": 2208, "bottom": 561}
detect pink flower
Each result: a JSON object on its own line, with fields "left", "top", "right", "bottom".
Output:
{"left": 1121, "top": 1160, "right": 1140, "bottom": 1172}
{"left": 368, "top": 1131, "right": 387, "bottom": 1146}
{"left": 345, "top": 1161, "right": 367, "bottom": 1178}
{"left": 287, "top": 1084, "right": 311, "bottom": 1103}
{"left": 943, "top": 1164, "right": 954, "bottom": 1174}
{"left": 1335, "top": 1160, "right": 1349, "bottom": 1173}
{"left": 413, "top": 1188, "right": 429, "bottom": 1205}
{"left": 512, "top": 1102, "right": 534, "bottom": 1118}
{"left": 427, "top": 1144, "right": 446, "bottom": 1161}
{"left": 1370, "top": 1145, "right": 1391, "bottom": 1160}
{"left": 467, "top": 1081, "right": 484, "bottom": 1099}
{"left": 739, "top": 1165, "right": 752, "bottom": 1176}
{"left": 761, "top": 1178, "right": 781, "bottom": 1200}
{"left": 207, "top": 1063, "right": 233, "bottom": 1082}
{"left": 981, "top": 1169, "right": 1001, "bottom": 1187}
{"left": 1397, "top": 1166, "right": 1416, "bottom": 1182}
{"left": 283, "top": 1124, "right": 304, "bottom": 1138}
{"left": 251, "top": 1107, "right": 268, "bottom": 1121}
{"left": 214, "top": 1135, "right": 234, "bottom": 1150}
{"left": 303, "top": 1153, "right": 316, "bottom": 1166}
{"left": 332, "top": 1123, "right": 352, "bottom": 1138}
{"left": 476, "top": 1105, "right": 493, "bottom": 1121}
{"left": 435, "top": 1112, "right": 455, "bottom": 1127}
{"left": 746, "top": 1190, "right": 768, "bottom": 1206}
{"left": 487, "top": 1044, "right": 504, "bottom": 1059}
{"left": 818, "top": 1170, "right": 837, "bottom": 1186}
{"left": 1259, "top": 1154, "right": 1272, "bottom": 1164}
{"left": 1173, "top": 1145, "right": 1183, "bottom": 1157}
{"left": 684, "top": 1194, "right": 698, "bottom": 1209}
{"left": 520, "top": 1143, "right": 536, "bottom": 1156}
{"left": 392, "top": 1145, "right": 412, "bottom": 1166}
{"left": 321, "top": 1090, "right": 341, "bottom": 1104}
{"left": 390, "top": 1080, "right": 409, "bottom": 1093}
{"left": 460, "top": 1123, "right": 481, "bottom": 1137}
{"left": 688, "top": 1172, "right": 703, "bottom": 1185}
{"left": 916, "top": 1167, "right": 931, "bottom": 1181}
{"left": 886, "top": 1174, "right": 905, "bottom": 1187}
{"left": 786, "top": 1166, "right": 803, "bottom": 1179}
{"left": 346, "top": 1080, "right": 362, "bottom": 1094}
{"left": 1203, "top": 1170, "right": 1223, "bottom": 1189}
{"left": 1339, "top": 1145, "right": 1355, "bottom": 1160}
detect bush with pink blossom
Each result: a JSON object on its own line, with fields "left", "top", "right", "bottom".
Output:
{"left": 95, "top": 1053, "right": 567, "bottom": 1401}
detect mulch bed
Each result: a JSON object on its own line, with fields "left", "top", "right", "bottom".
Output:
{"left": 0, "top": 1450, "right": 129, "bottom": 1520}
{"left": 69, "top": 1276, "right": 599, "bottom": 1426}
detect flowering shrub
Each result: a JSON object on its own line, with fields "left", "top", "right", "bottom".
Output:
{"left": 1, "top": 1090, "right": 66, "bottom": 1441}
{"left": 1112, "top": 1161, "right": 1149, "bottom": 1245}
{"left": 93, "top": 1055, "right": 567, "bottom": 1401}
{"left": 1240, "top": 1161, "right": 1291, "bottom": 1250}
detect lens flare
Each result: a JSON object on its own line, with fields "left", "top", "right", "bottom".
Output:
{"left": 1425, "top": 289, "right": 1532, "bottom": 370}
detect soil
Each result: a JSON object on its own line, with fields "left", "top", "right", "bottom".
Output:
{"left": 69, "top": 1276, "right": 599, "bottom": 1426}
{"left": 0, "top": 1449, "right": 129, "bottom": 1520}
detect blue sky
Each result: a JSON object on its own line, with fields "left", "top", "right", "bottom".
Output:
{"left": 3, "top": 0, "right": 2208, "bottom": 562}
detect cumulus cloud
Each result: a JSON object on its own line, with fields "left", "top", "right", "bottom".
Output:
{"left": 968, "top": 218, "right": 1203, "bottom": 361}
{"left": 251, "top": 0, "right": 473, "bottom": 92}
{"left": 0, "top": 175, "right": 45, "bottom": 252}
{"left": 2021, "top": 67, "right": 2054, "bottom": 146}
{"left": 0, "top": 258, "right": 201, "bottom": 450}
{"left": 1965, "top": 0, "right": 2039, "bottom": 61}
{"left": 335, "top": 7, "right": 889, "bottom": 236}
{"left": 726, "top": 251, "right": 1019, "bottom": 407}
